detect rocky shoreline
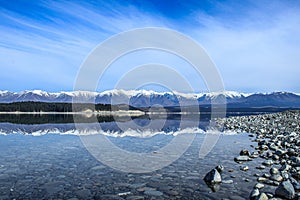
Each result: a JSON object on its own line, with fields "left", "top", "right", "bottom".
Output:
{"left": 207, "top": 110, "right": 300, "bottom": 199}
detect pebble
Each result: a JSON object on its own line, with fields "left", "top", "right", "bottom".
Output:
{"left": 240, "top": 149, "right": 251, "bottom": 156}
{"left": 270, "top": 167, "right": 279, "bottom": 175}
{"left": 222, "top": 180, "right": 234, "bottom": 184}
{"left": 256, "top": 192, "right": 268, "bottom": 200}
{"left": 270, "top": 174, "right": 283, "bottom": 182}
{"left": 117, "top": 192, "right": 131, "bottom": 196}
{"left": 263, "top": 173, "right": 270, "bottom": 178}
{"left": 257, "top": 177, "right": 267, "bottom": 182}
{"left": 256, "top": 165, "right": 266, "bottom": 170}
{"left": 250, "top": 188, "right": 260, "bottom": 199}
{"left": 262, "top": 160, "right": 273, "bottom": 166}
{"left": 280, "top": 164, "right": 292, "bottom": 172}
{"left": 240, "top": 165, "right": 249, "bottom": 171}
{"left": 272, "top": 155, "right": 280, "bottom": 160}
{"left": 255, "top": 183, "right": 265, "bottom": 189}
{"left": 234, "top": 156, "right": 252, "bottom": 162}
{"left": 254, "top": 173, "right": 260, "bottom": 177}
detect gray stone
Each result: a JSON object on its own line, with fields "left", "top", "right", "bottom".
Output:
{"left": 275, "top": 181, "right": 295, "bottom": 199}
{"left": 223, "top": 180, "right": 233, "bottom": 184}
{"left": 270, "top": 167, "right": 279, "bottom": 175}
{"left": 258, "top": 177, "right": 267, "bottom": 182}
{"left": 255, "top": 183, "right": 265, "bottom": 189}
{"left": 250, "top": 188, "right": 260, "bottom": 199}
{"left": 275, "top": 149, "right": 287, "bottom": 156}
{"left": 256, "top": 193, "right": 268, "bottom": 200}
{"left": 272, "top": 155, "right": 280, "bottom": 160}
{"left": 117, "top": 192, "right": 131, "bottom": 197}
{"left": 280, "top": 164, "right": 292, "bottom": 172}
{"left": 262, "top": 160, "right": 273, "bottom": 166}
{"left": 240, "top": 149, "right": 251, "bottom": 156}
{"left": 270, "top": 174, "right": 283, "bottom": 182}
{"left": 240, "top": 165, "right": 249, "bottom": 171}
{"left": 269, "top": 143, "right": 278, "bottom": 151}
{"left": 254, "top": 173, "right": 260, "bottom": 177}
{"left": 290, "top": 177, "right": 300, "bottom": 191}
{"left": 234, "top": 156, "right": 252, "bottom": 162}
{"left": 256, "top": 165, "right": 266, "bottom": 170}
{"left": 263, "top": 173, "right": 271, "bottom": 178}
{"left": 203, "top": 169, "right": 222, "bottom": 184}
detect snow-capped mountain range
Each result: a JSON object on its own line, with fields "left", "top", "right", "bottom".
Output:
{"left": 0, "top": 90, "right": 299, "bottom": 108}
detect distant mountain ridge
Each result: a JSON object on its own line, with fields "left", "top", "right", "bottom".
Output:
{"left": 0, "top": 90, "right": 299, "bottom": 108}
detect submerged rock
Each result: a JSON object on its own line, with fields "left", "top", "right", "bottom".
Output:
{"left": 234, "top": 156, "right": 252, "bottom": 162}
{"left": 222, "top": 179, "right": 233, "bottom": 184}
{"left": 240, "top": 165, "right": 249, "bottom": 171}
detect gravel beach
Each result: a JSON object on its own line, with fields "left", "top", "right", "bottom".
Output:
{"left": 210, "top": 110, "right": 300, "bottom": 199}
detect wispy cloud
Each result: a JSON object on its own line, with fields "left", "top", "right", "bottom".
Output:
{"left": 0, "top": 1, "right": 169, "bottom": 91}
{"left": 186, "top": 1, "right": 300, "bottom": 92}
{"left": 0, "top": 0, "right": 299, "bottom": 92}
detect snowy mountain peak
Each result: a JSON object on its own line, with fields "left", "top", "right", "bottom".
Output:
{"left": 0, "top": 90, "right": 9, "bottom": 95}
{"left": 0, "top": 90, "right": 299, "bottom": 108}
{"left": 205, "top": 91, "right": 250, "bottom": 99}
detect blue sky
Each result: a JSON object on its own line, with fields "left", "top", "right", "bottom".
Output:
{"left": 0, "top": 0, "right": 300, "bottom": 93}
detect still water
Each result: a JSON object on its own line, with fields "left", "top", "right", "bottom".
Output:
{"left": 0, "top": 114, "right": 266, "bottom": 199}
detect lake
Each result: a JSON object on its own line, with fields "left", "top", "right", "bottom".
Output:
{"left": 0, "top": 114, "right": 268, "bottom": 199}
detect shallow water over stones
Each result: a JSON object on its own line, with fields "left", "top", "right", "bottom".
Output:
{"left": 0, "top": 131, "right": 262, "bottom": 199}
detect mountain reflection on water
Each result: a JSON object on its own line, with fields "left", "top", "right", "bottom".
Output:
{"left": 0, "top": 114, "right": 212, "bottom": 137}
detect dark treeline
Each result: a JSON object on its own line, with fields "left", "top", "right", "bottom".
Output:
{"left": 0, "top": 101, "right": 292, "bottom": 113}
{"left": 0, "top": 114, "right": 117, "bottom": 124}
{"left": 0, "top": 102, "right": 138, "bottom": 112}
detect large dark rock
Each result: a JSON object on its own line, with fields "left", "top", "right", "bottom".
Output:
{"left": 203, "top": 169, "right": 222, "bottom": 184}
{"left": 275, "top": 181, "right": 295, "bottom": 199}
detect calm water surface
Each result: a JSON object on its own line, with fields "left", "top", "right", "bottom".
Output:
{"left": 0, "top": 115, "right": 267, "bottom": 200}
